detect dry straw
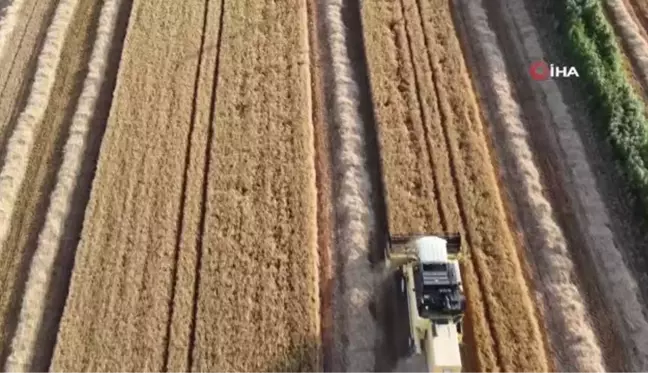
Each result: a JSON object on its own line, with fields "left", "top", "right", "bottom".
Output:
{"left": 4, "top": 0, "right": 122, "bottom": 370}
{"left": 0, "top": 0, "right": 25, "bottom": 62}
{"left": 323, "top": 0, "right": 380, "bottom": 370}
{"left": 0, "top": 0, "right": 80, "bottom": 254}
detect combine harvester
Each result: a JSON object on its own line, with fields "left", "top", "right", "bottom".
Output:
{"left": 386, "top": 234, "right": 466, "bottom": 372}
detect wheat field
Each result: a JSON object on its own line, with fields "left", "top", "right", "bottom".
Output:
{"left": 0, "top": 0, "right": 647, "bottom": 371}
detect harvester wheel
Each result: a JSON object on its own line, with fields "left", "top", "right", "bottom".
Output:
{"left": 407, "top": 336, "right": 415, "bottom": 355}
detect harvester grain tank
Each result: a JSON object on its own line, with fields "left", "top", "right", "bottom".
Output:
{"left": 386, "top": 234, "right": 466, "bottom": 372}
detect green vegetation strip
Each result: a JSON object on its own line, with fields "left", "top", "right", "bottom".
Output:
{"left": 560, "top": 0, "right": 648, "bottom": 209}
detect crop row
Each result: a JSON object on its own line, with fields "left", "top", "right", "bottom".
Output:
{"left": 558, "top": 0, "right": 648, "bottom": 211}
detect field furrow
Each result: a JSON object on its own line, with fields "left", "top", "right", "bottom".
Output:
{"left": 162, "top": 0, "right": 222, "bottom": 371}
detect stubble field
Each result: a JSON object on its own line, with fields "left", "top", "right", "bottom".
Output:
{"left": 1, "top": 0, "right": 648, "bottom": 371}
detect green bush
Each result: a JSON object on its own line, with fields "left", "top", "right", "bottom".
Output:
{"left": 557, "top": 0, "right": 648, "bottom": 209}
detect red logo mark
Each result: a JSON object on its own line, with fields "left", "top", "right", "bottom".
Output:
{"left": 529, "top": 60, "right": 550, "bottom": 81}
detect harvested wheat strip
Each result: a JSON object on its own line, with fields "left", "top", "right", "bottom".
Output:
{"left": 0, "top": 0, "right": 25, "bottom": 62}
{"left": 2, "top": 0, "right": 121, "bottom": 370}
{"left": 506, "top": 0, "right": 648, "bottom": 369}
{"left": 458, "top": 0, "right": 605, "bottom": 371}
{"left": 606, "top": 0, "right": 648, "bottom": 89}
{"left": 322, "top": 0, "right": 379, "bottom": 370}
{"left": 0, "top": 0, "right": 80, "bottom": 251}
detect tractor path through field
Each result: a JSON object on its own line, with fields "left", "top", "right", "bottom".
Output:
{"left": 360, "top": 0, "right": 548, "bottom": 371}
{"left": 51, "top": 0, "right": 321, "bottom": 371}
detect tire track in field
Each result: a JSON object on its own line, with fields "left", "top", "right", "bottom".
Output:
{"left": 396, "top": 0, "right": 505, "bottom": 368}
{"left": 0, "top": 0, "right": 26, "bottom": 67}
{"left": 163, "top": 0, "right": 210, "bottom": 368}
{"left": 164, "top": 0, "right": 224, "bottom": 370}
{"left": 319, "top": 0, "right": 382, "bottom": 370}
{"left": 185, "top": 1, "right": 224, "bottom": 368}
{"left": 396, "top": 0, "right": 447, "bottom": 231}
{"left": 0, "top": 0, "right": 35, "bottom": 92}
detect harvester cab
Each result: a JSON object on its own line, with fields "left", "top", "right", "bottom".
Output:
{"left": 386, "top": 234, "right": 466, "bottom": 372}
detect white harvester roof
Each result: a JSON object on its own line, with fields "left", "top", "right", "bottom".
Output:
{"left": 414, "top": 236, "right": 448, "bottom": 264}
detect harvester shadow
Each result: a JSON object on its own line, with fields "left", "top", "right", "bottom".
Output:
{"left": 9, "top": 1, "right": 135, "bottom": 370}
